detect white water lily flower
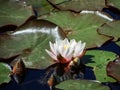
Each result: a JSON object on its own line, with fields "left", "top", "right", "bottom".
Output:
{"left": 45, "top": 38, "right": 86, "bottom": 63}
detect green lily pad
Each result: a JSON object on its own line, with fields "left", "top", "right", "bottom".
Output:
{"left": 56, "top": 79, "right": 110, "bottom": 90}
{"left": 0, "top": 63, "right": 11, "bottom": 84}
{"left": 107, "top": 0, "right": 120, "bottom": 10}
{"left": 81, "top": 50, "right": 116, "bottom": 82}
{"left": 0, "top": 0, "right": 34, "bottom": 27}
{"left": 0, "top": 19, "right": 66, "bottom": 69}
{"left": 25, "top": 0, "right": 54, "bottom": 16}
{"left": 40, "top": 11, "right": 112, "bottom": 48}
{"left": 48, "top": 0, "right": 106, "bottom": 12}
{"left": 98, "top": 21, "right": 120, "bottom": 41}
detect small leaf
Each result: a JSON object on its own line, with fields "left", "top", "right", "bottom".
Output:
{"left": 98, "top": 21, "right": 120, "bottom": 41}
{"left": 48, "top": 0, "right": 106, "bottom": 12}
{"left": 0, "top": 0, "right": 34, "bottom": 27}
{"left": 107, "top": 57, "right": 120, "bottom": 81}
{"left": 56, "top": 79, "right": 110, "bottom": 90}
{"left": 81, "top": 50, "right": 116, "bottom": 82}
{"left": 0, "top": 63, "right": 11, "bottom": 84}
{"left": 40, "top": 11, "right": 112, "bottom": 48}
{"left": 10, "top": 58, "right": 26, "bottom": 84}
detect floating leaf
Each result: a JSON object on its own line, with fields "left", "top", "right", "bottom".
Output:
{"left": 81, "top": 50, "right": 116, "bottom": 82}
{"left": 107, "top": 0, "right": 120, "bottom": 10}
{"left": 48, "top": 0, "right": 106, "bottom": 12}
{"left": 98, "top": 21, "right": 120, "bottom": 41}
{"left": 25, "top": 0, "right": 54, "bottom": 16}
{"left": 0, "top": 0, "right": 34, "bottom": 27}
{"left": 56, "top": 79, "right": 110, "bottom": 90}
{"left": 0, "top": 18, "right": 66, "bottom": 69}
{"left": 40, "top": 11, "right": 112, "bottom": 48}
{"left": 107, "top": 57, "right": 120, "bottom": 81}
{"left": 0, "top": 63, "right": 11, "bottom": 84}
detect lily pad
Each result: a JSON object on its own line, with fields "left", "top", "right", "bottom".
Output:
{"left": 0, "top": 0, "right": 34, "bottom": 27}
{"left": 40, "top": 11, "right": 112, "bottom": 48}
{"left": 25, "top": 0, "right": 54, "bottom": 16}
{"left": 0, "top": 19, "right": 66, "bottom": 69}
{"left": 56, "top": 79, "right": 110, "bottom": 90}
{"left": 107, "top": 0, "right": 120, "bottom": 10}
{"left": 107, "top": 58, "right": 120, "bottom": 81}
{"left": 0, "top": 63, "right": 11, "bottom": 84}
{"left": 98, "top": 21, "right": 120, "bottom": 41}
{"left": 81, "top": 50, "right": 116, "bottom": 82}
{"left": 48, "top": 0, "right": 106, "bottom": 12}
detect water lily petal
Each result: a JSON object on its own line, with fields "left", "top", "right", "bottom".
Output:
{"left": 74, "top": 42, "right": 86, "bottom": 57}
{"left": 70, "top": 39, "right": 77, "bottom": 48}
{"left": 65, "top": 48, "right": 74, "bottom": 61}
{"left": 45, "top": 49, "right": 58, "bottom": 61}
{"left": 49, "top": 41, "right": 58, "bottom": 56}
{"left": 63, "top": 38, "right": 69, "bottom": 45}
{"left": 59, "top": 45, "right": 64, "bottom": 56}
{"left": 74, "top": 41, "right": 82, "bottom": 55}
{"left": 62, "top": 47, "right": 69, "bottom": 59}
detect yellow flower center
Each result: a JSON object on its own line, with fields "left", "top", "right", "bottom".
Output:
{"left": 63, "top": 44, "right": 69, "bottom": 50}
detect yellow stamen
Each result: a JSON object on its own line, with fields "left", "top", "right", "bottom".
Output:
{"left": 64, "top": 45, "right": 69, "bottom": 50}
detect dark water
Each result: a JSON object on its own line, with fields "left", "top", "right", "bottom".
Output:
{"left": 0, "top": 7, "right": 120, "bottom": 90}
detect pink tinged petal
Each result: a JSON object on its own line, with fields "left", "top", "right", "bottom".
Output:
{"left": 61, "top": 39, "right": 70, "bottom": 55}
{"left": 62, "top": 51, "right": 72, "bottom": 62}
{"left": 58, "top": 45, "right": 64, "bottom": 56}
{"left": 49, "top": 42, "right": 58, "bottom": 56}
{"left": 74, "top": 42, "right": 86, "bottom": 57}
{"left": 70, "top": 39, "right": 77, "bottom": 50}
{"left": 45, "top": 49, "right": 58, "bottom": 61}
{"left": 74, "top": 41, "right": 83, "bottom": 56}
{"left": 53, "top": 43, "right": 59, "bottom": 55}
{"left": 65, "top": 49, "right": 74, "bottom": 61}
{"left": 67, "top": 47, "right": 74, "bottom": 57}
{"left": 62, "top": 47, "right": 69, "bottom": 60}
{"left": 58, "top": 41, "right": 64, "bottom": 54}
{"left": 63, "top": 38, "right": 69, "bottom": 45}
{"left": 55, "top": 39, "right": 63, "bottom": 54}
{"left": 74, "top": 41, "right": 82, "bottom": 55}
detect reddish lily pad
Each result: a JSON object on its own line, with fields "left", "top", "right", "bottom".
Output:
{"left": 107, "top": 57, "right": 120, "bottom": 81}
{"left": 0, "top": 63, "right": 11, "bottom": 84}
{"left": 40, "top": 11, "right": 112, "bottom": 49}
{"left": 48, "top": 0, "right": 106, "bottom": 12}
{"left": 0, "top": 0, "right": 34, "bottom": 27}
{"left": 10, "top": 58, "right": 26, "bottom": 84}
{"left": 56, "top": 79, "right": 110, "bottom": 90}
{"left": 81, "top": 50, "right": 116, "bottom": 82}
{"left": 0, "top": 19, "right": 66, "bottom": 69}
{"left": 98, "top": 21, "right": 120, "bottom": 41}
